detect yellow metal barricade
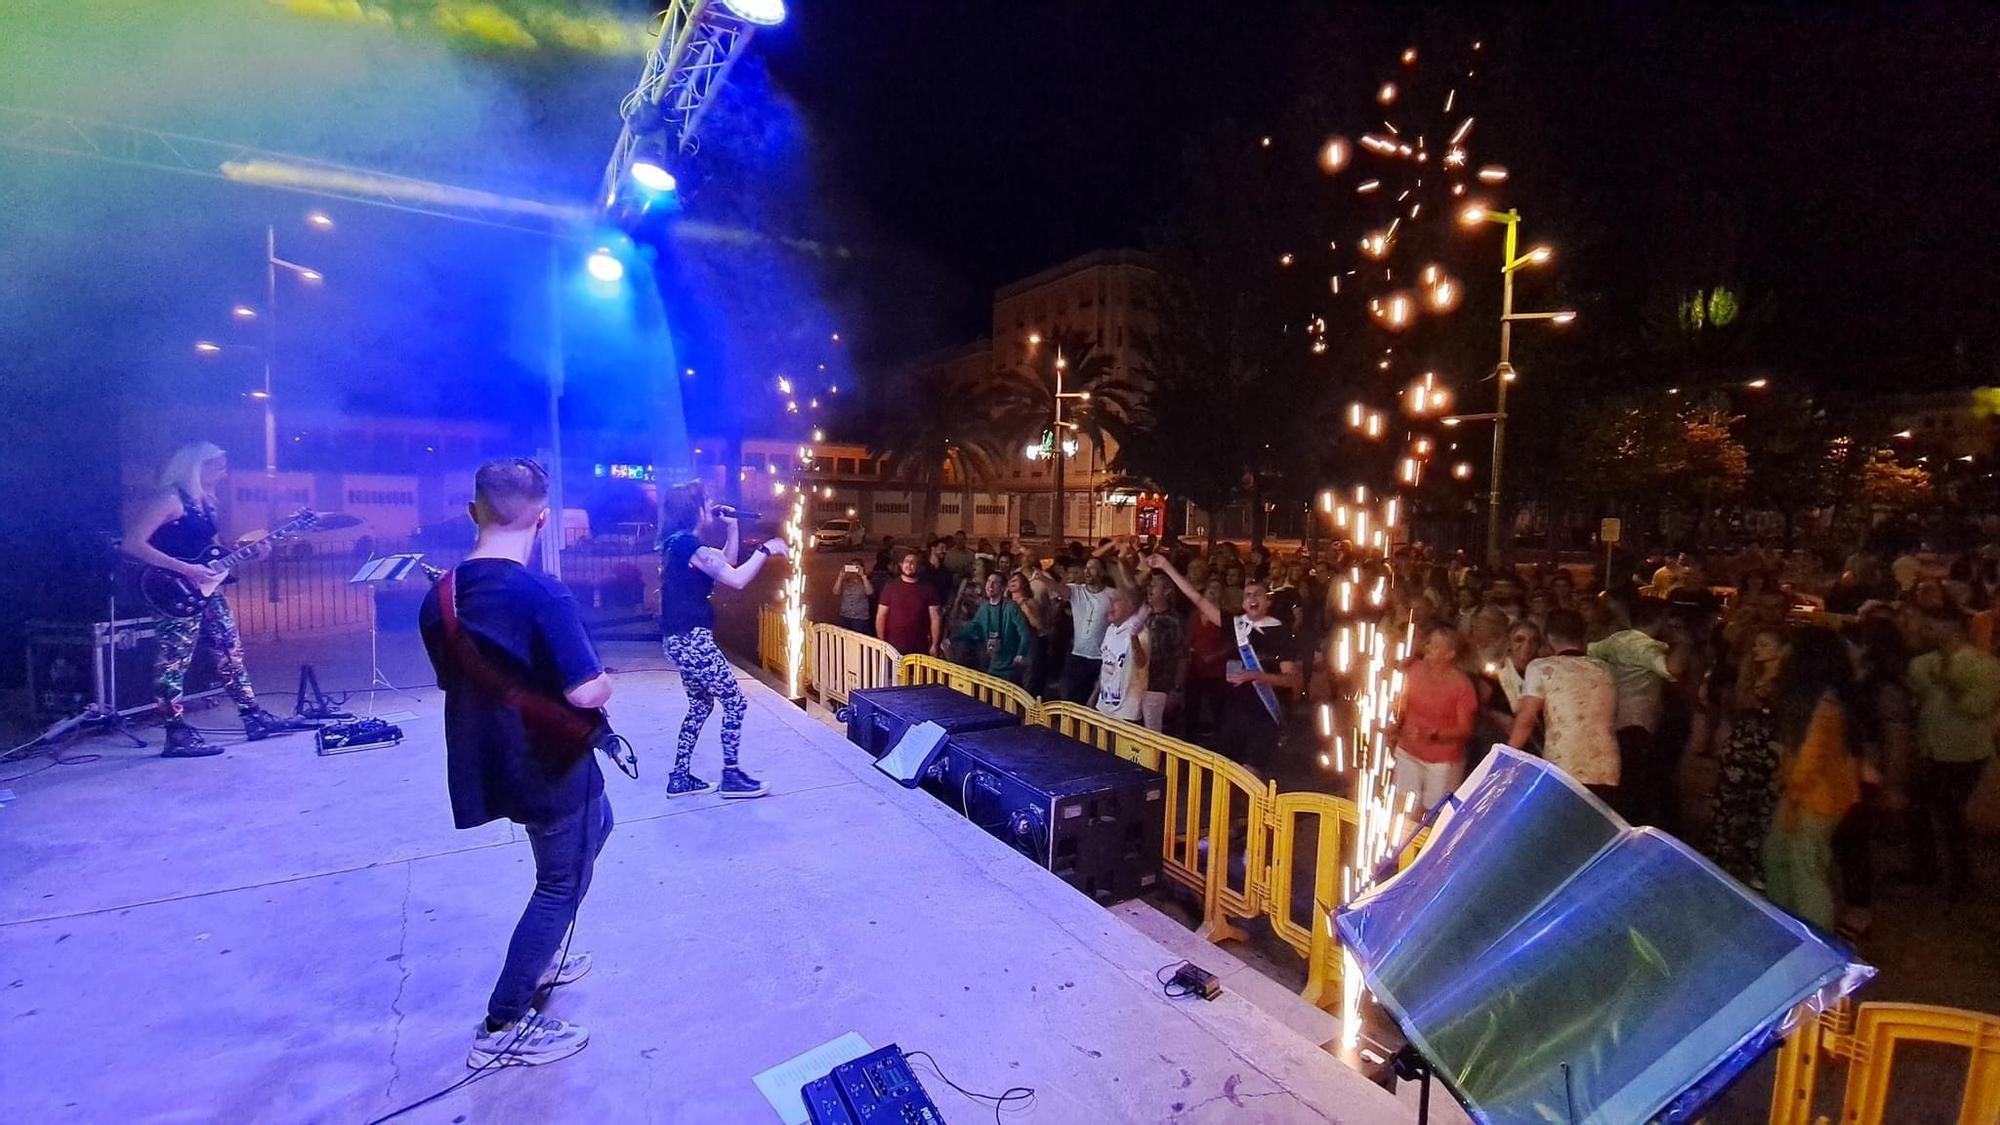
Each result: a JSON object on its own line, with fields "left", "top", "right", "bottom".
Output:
{"left": 893, "top": 655, "right": 1039, "bottom": 722}
{"left": 1036, "top": 701, "right": 1166, "bottom": 768}
{"left": 809, "top": 624, "right": 900, "bottom": 710}
{"left": 1028, "top": 703, "right": 1265, "bottom": 948}
{"left": 1262, "top": 790, "right": 1356, "bottom": 1008}
{"left": 756, "top": 604, "right": 791, "bottom": 682}
{"left": 1769, "top": 998, "right": 2000, "bottom": 1125}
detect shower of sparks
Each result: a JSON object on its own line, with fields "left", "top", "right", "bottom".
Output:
{"left": 780, "top": 471, "right": 809, "bottom": 699}
{"left": 1305, "top": 33, "right": 1507, "bottom": 1053}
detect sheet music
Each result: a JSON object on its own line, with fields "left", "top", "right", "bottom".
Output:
{"left": 752, "top": 1032, "right": 872, "bottom": 1125}
{"left": 348, "top": 554, "right": 424, "bottom": 585}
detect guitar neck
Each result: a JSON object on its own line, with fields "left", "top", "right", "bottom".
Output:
{"left": 213, "top": 518, "right": 306, "bottom": 570}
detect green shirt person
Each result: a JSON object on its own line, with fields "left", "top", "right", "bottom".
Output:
{"left": 956, "top": 572, "right": 1032, "bottom": 680}
{"left": 1908, "top": 615, "right": 2000, "bottom": 764}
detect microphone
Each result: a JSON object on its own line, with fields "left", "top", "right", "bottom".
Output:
{"left": 713, "top": 505, "right": 763, "bottom": 521}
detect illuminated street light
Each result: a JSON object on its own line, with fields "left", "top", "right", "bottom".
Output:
{"left": 1027, "top": 332, "right": 1042, "bottom": 346}
{"left": 1892, "top": 430, "right": 1914, "bottom": 439}
{"left": 194, "top": 340, "right": 222, "bottom": 354}
{"left": 231, "top": 305, "right": 257, "bottom": 320}
{"left": 1745, "top": 377, "right": 1769, "bottom": 389}
{"left": 306, "top": 211, "right": 333, "bottom": 229}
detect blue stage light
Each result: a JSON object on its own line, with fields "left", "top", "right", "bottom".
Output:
{"left": 586, "top": 248, "right": 624, "bottom": 282}
{"left": 631, "top": 160, "right": 677, "bottom": 194}
{"left": 721, "top": 0, "right": 786, "bottom": 26}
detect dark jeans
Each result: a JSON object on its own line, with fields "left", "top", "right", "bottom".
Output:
{"left": 1184, "top": 675, "right": 1227, "bottom": 741}
{"left": 1832, "top": 784, "right": 1880, "bottom": 911}
{"left": 1060, "top": 654, "right": 1101, "bottom": 704}
{"left": 1616, "top": 726, "right": 1663, "bottom": 828}
{"left": 838, "top": 615, "right": 872, "bottom": 637}
{"left": 489, "top": 791, "right": 614, "bottom": 1024}
{"left": 1906, "top": 758, "right": 1986, "bottom": 892}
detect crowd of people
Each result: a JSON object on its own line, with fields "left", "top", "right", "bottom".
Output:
{"left": 835, "top": 530, "right": 1999, "bottom": 943}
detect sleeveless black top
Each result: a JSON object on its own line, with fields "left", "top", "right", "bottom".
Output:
{"left": 659, "top": 531, "right": 716, "bottom": 636}
{"left": 149, "top": 489, "right": 219, "bottom": 562}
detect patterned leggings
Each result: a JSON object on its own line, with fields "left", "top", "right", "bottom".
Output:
{"left": 154, "top": 596, "right": 258, "bottom": 719}
{"left": 662, "top": 627, "right": 745, "bottom": 772}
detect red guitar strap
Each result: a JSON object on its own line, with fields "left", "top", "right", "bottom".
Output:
{"left": 438, "top": 568, "right": 599, "bottom": 752}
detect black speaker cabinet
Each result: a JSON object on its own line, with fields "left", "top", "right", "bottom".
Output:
{"left": 934, "top": 725, "right": 1164, "bottom": 905}
{"left": 25, "top": 617, "right": 220, "bottom": 720}
{"left": 843, "top": 684, "right": 1021, "bottom": 759}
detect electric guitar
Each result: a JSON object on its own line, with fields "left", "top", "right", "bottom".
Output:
{"left": 137, "top": 509, "right": 323, "bottom": 619}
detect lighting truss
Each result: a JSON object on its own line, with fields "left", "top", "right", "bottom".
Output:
{"left": 597, "top": 0, "right": 765, "bottom": 210}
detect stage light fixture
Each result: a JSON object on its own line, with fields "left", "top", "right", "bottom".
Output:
{"left": 631, "top": 159, "right": 677, "bottom": 194}
{"left": 586, "top": 248, "right": 624, "bottom": 282}
{"left": 720, "top": 0, "right": 787, "bottom": 26}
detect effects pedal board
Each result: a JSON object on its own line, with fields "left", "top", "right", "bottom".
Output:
{"left": 801, "top": 1044, "right": 945, "bottom": 1125}
{"left": 314, "top": 718, "right": 403, "bottom": 756}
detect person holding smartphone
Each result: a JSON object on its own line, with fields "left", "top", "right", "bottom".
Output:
{"left": 833, "top": 561, "right": 874, "bottom": 635}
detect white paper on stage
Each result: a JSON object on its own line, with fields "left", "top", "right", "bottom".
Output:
{"left": 875, "top": 720, "right": 948, "bottom": 787}
{"left": 754, "top": 1032, "right": 873, "bottom": 1124}
{"left": 1335, "top": 747, "right": 1872, "bottom": 1125}
{"left": 348, "top": 553, "right": 425, "bottom": 584}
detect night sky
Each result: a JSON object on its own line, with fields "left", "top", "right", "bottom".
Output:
{"left": 4, "top": 1, "right": 1998, "bottom": 508}
{"left": 760, "top": 2, "right": 2000, "bottom": 381}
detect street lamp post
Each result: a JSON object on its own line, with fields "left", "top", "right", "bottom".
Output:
{"left": 1462, "top": 205, "right": 1569, "bottom": 567}
{"left": 1029, "top": 340, "right": 1090, "bottom": 549}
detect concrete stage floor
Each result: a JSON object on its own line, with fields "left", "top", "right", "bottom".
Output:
{"left": 0, "top": 641, "right": 1411, "bottom": 1123}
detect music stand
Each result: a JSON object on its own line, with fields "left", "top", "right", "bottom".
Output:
{"left": 349, "top": 554, "right": 425, "bottom": 714}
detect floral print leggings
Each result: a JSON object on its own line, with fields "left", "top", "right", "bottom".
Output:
{"left": 154, "top": 596, "right": 259, "bottom": 719}
{"left": 661, "top": 627, "right": 745, "bottom": 772}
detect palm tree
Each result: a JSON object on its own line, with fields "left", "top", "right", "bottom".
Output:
{"left": 982, "top": 329, "right": 1147, "bottom": 542}
{"left": 877, "top": 365, "right": 1011, "bottom": 540}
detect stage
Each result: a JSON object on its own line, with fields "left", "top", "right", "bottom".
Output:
{"left": 0, "top": 639, "right": 1413, "bottom": 1122}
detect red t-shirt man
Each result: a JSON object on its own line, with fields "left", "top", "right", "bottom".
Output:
{"left": 875, "top": 551, "right": 942, "bottom": 656}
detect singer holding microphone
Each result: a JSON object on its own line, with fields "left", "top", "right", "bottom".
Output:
{"left": 657, "top": 482, "right": 790, "bottom": 799}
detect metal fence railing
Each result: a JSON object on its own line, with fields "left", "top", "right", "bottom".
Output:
{"left": 217, "top": 546, "right": 661, "bottom": 642}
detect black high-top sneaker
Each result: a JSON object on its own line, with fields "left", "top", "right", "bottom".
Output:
{"left": 241, "top": 707, "right": 312, "bottom": 741}
{"left": 718, "top": 767, "right": 767, "bottom": 800}
{"left": 161, "top": 720, "right": 222, "bottom": 758}
{"left": 664, "top": 769, "right": 715, "bottom": 799}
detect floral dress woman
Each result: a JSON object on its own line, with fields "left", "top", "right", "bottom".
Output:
{"left": 1707, "top": 630, "right": 1786, "bottom": 887}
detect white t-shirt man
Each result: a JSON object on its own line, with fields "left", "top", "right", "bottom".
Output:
{"left": 1519, "top": 653, "right": 1620, "bottom": 787}
{"left": 1068, "top": 583, "right": 1114, "bottom": 659}
{"left": 1095, "top": 608, "right": 1149, "bottom": 721}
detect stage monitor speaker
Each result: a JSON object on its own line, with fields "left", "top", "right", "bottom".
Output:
{"left": 844, "top": 684, "right": 1020, "bottom": 759}
{"left": 25, "top": 617, "right": 219, "bottom": 720}
{"left": 934, "top": 725, "right": 1163, "bottom": 905}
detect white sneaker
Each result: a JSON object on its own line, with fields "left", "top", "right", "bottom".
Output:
{"left": 468, "top": 1009, "right": 589, "bottom": 1068}
{"left": 538, "top": 950, "right": 592, "bottom": 989}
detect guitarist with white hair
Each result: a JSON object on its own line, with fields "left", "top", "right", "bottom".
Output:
{"left": 121, "top": 441, "right": 309, "bottom": 756}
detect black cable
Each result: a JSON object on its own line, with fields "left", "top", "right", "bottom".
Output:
{"left": 1156, "top": 960, "right": 1195, "bottom": 999}
{"left": 904, "top": 1049, "right": 1036, "bottom": 1125}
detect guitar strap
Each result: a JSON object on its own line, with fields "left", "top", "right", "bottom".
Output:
{"left": 1233, "top": 614, "right": 1283, "bottom": 724}
{"left": 438, "top": 568, "right": 601, "bottom": 757}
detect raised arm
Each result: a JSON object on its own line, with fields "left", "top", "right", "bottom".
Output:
{"left": 691, "top": 536, "right": 788, "bottom": 590}
{"left": 722, "top": 513, "right": 742, "bottom": 565}
{"left": 1149, "top": 554, "right": 1220, "bottom": 626}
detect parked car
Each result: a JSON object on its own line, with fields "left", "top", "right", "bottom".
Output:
{"left": 813, "top": 517, "right": 865, "bottom": 551}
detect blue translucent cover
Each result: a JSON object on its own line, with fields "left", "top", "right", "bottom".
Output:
{"left": 1334, "top": 748, "right": 1872, "bottom": 1125}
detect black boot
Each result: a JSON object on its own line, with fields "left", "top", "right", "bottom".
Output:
{"left": 161, "top": 720, "right": 222, "bottom": 758}
{"left": 241, "top": 707, "right": 312, "bottom": 741}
